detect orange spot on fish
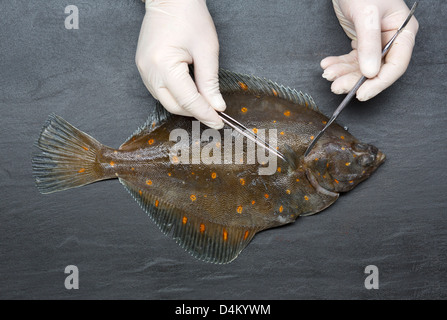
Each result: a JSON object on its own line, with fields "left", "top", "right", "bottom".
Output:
{"left": 244, "top": 230, "right": 250, "bottom": 240}
{"left": 252, "top": 128, "right": 258, "bottom": 134}
{"left": 146, "top": 180, "right": 152, "bottom": 186}
{"left": 322, "top": 121, "right": 327, "bottom": 125}
{"left": 82, "top": 146, "right": 89, "bottom": 151}
{"left": 310, "top": 136, "right": 314, "bottom": 140}
{"left": 109, "top": 161, "right": 115, "bottom": 167}
{"left": 314, "top": 158, "right": 319, "bottom": 161}
{"left": 277, "top": 167, "right": 281, "bottom": 173}
{"left": 353, "top": 154, "right": 357, "bottom": 158}
{"left": 190, "top": 194, "right": 196, "bottom": 201}
{"left": 131, "top": 167, "right": 135, "bottom": 171}
{"left": 264, "top": 194, "right": 269, "bottom": 199}
{"left": 296, "top": 178, "right": 300, "bottom": 182}
{"left": 191, "top": 172, "right": 195, "bottom": 175}
{"left": 78, "top": 168, "right": 85, "bottom": 173}
{"left": 182, "top": 216, "right": 187, "bottom": 224}
{"left": 223, "top": 229, "right": 228, "bottom": 241}
{"left": 349, "top": 180, "right": 354, "bottom": 184}
{"left": 280, "top": 131, "right": 284, "bottom": 135}
{"left": 240, "top": 178, "right": 245, "bottom": 186}
{"left": 345, "top": 162, "right": 351, "bottom": 166}
{"left": 279, "top": 205, "right": 284, "bottom": 213}
{"left": 334, "top": 179, "right": 339, "bottom": 184}
{"left": 323, "top": 175, "right": 326, "bottom": 179}
{"left": 155, "top": 200, "right": 159, "bottom": 207}
{"left": 340, "top": 136, "right": 345, "bottom": 140}
{"left": 139, "top": 190, "right": 142, "bottom": 196}
{"left": 286, "top": 189, "right": 291, "bottom": 194}
{"left": 273, "top": 120, "right": 277, "bottom": 123}
{"left": 152, "top": 121, "right": 156, "bottom": 128}
{"left": 304, "top": 195, "right": 309, "bottom": 201}
{"left": 211, "top": 172, "right": 217, "bottom": 179}
{"left": 148, "top": 139, "right": 154, "bottom": 145}
{"left": 326, "top": 163, "right": 330, "bottom": 168}
{"left": 241, "top": 107, "right": 248, "bottom": 113}
{"left": 237, "top": 206, "right": 243, "bottom": 214}
{"left": 284, "top": 110, "right": 291, "bottom": 117}
{"left": 238, "top": 82, "right": 248, "bottom": 91}
{"left": 272, "top": 89, "right": 278, "bottom": 96}
{"left": 251, "top": 200, "right": 255, "bottom": 205}
{"left": 168, "top": 172, "right": 172, "bottom": 176}
{"left": 341, "top": 147, "right": 346, "bottom": 151}
{"left": 200, "top": 224, "right": 205, "bottom": 233}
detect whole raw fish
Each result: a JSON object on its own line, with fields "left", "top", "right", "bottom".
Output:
{"left": 32, "top": 69, "right": 385, "bottom": 263}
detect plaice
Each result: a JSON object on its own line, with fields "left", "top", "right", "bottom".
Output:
{"left": 33, "top": 69, "right": 386, "bottom": 264}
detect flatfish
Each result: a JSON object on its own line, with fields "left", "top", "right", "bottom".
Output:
{"left": 32, "top": 70, "right": 385, "bottom": 263}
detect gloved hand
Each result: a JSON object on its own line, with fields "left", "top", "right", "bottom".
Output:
{"left": 136, "top": 0, "right": 226, "bottom": 129}
{"left": 321, "top": 0, "right": 419, "bottom": 101}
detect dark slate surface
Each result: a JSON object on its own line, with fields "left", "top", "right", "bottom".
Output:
{"left": 1, "top": 0, "right": 445, "bottom": 299}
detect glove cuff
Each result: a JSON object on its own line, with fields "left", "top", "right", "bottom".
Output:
{"left": 332, "top": 0, "right": 357, "bottom": 41}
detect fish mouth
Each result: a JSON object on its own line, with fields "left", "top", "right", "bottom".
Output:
{"left": 377, "top": 150, "right": 386, "bottom": 164}
{"left": 372, "top": 150, "right": 386, "bottom": 168}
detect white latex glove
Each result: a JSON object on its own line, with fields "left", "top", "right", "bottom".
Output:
{"left": 321, "top": 0, "right": 419, "bottom": 101}
{"left": 136, "top": 0, "right": 226, "bottom": 129}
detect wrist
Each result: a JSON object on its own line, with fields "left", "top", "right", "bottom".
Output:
{"left": 145, "top": 0, "right": 207, "bottom": 9}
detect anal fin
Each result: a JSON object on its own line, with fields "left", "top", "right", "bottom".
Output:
{"left": 119, "top": 178, "right": 258, "bottom": 264}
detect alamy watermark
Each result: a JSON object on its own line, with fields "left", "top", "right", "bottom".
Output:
{"left": 364, "top": 265, "right": 379, "bottom": 289}
{"left": 65, "top": 5, "right": 79, "bottom": 30}
{"left": 64, "top": 265, "right": 79, "bottom": 290}
{"left": 169, "top": 121, "right": 278, "bottom": 175}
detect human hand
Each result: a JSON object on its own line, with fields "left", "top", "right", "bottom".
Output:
{"left": 136, "top": 0, "right": 226, "bottom": 129}
{"left": 321, "top": 0, "right": 419, "bottom": 101}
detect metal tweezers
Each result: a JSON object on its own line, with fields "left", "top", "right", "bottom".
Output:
{"left": 218, "top": 111, "right": 288, "bottom": 163}
{"left": 217, "top": 2, "right": 418, "bottom": 166}
{"left": 303, "top": 1, "right": 418, "bottom": 157}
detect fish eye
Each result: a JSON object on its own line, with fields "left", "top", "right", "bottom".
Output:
{"left": 354, "top": 143, "right": 368, "bottom": 151}
{"left": 358, "top": 154, "right": 375, "bottom": 167}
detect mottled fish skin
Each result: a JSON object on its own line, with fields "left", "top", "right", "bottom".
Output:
{"left": 32, "top": 69, "right": 385, "bottom": 264}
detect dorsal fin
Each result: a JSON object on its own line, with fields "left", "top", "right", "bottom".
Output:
{"left": 120, "top": 101, "right": 171, "bottom": 150}
{"left": 218, "top": 69, "right": 320, "bottom": 113}
{"left": 121, "top": 67, "right": 320, "bottom": 150}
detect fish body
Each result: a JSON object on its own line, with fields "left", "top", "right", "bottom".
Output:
{"left": 33, "top": 70, "right": 385, "bottom": 263}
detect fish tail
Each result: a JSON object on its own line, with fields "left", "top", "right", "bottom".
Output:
{"left": 32, "top": 114, "right": 106, "bottom": 194}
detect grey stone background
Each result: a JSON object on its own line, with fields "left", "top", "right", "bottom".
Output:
{"left": 0, "top": 0, "right": 445, "bottom": 299}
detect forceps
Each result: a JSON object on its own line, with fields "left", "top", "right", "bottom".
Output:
{"left": 304, "top": 2, "right": 419, "bottom": 157}
{"left": 217, "top": 111, "right": 289, "bottom": 164}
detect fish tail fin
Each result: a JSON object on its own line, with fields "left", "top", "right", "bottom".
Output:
{"left": 32, "top": 113, "right": 105, "bottom": 194}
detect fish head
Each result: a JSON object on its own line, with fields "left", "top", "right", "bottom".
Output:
{"left": 304, "top": 140, "right": 386, "bottom": 193}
